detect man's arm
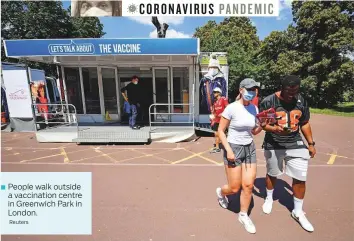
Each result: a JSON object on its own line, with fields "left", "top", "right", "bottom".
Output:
{"left": 301, "top": 123, "right": 314, "bottom": 144}
{"left": 299, "top": 98, "right": 316, "bottom": 157}
{"left": 301, "top": 122, "right": 316, "bottom": 158}
{"left": 121, "top": 85, "right": 129, "bottom": 102}
{"left": 259, "top": 98, "right": 283, "bottom": 133}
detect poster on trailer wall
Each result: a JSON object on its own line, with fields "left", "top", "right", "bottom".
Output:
{"left": 198, "top": 52, "right": 229, "bottom": 115}
{"left": 29, "top": 69, "right": 49, "bottom": 115}
{"left": 2, "top": 69, "right": 33, "bottom": 118}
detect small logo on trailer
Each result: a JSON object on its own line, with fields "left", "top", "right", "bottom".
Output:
{"left": 9, "top": 89, "right": 28, "bottom": 100}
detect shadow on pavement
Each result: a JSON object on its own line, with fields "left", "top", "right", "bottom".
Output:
{"left": 226, "top": 191, "right": 255, "bottom": 216}
{"left": 253, "top": 177, "right": 294, "bottom": 212}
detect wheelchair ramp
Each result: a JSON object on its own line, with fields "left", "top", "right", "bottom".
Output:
{"left": 150, "top": 127, "right": 196, "bottom": 143}
{"left": 74, "top": 126, "right": 150, "bottom": 144}
{"left": 194, "top": 123, "right": 214, "bottom": 133}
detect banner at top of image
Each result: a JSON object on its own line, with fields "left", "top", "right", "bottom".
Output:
{"left": 122, "top": 0, "right": 279, "bottom": 17}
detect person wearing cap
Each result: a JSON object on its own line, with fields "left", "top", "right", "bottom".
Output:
{"left": 259, "top": 75, "right": 316, "bottom": 232}
{"left": 216, "top": 78, "right": 265, "bottom": 234}
{"left": 210, "top": 87, "right": 229, "bottom": 153}
{"left": 250, "top": 82, "right": 261, "bottom": 107}
{"left": 199, "top": 56, "right": 227, "bottom": 115}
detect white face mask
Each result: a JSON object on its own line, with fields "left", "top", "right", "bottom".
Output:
{"left": 81, "top": 6, "right": 112, "bottom": 17}
{"left": 208, "top": 68, "right": 219, "bottom": 76}
{"left": 133, "top": 81, "right": 138, "bottom": 85}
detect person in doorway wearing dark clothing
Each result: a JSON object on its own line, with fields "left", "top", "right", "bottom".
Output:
{"left": 121, "top": 76, "right": 141, "bottom": 130}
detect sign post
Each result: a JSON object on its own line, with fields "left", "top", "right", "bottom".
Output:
{"left": 24, "top": 59, "right": 38, "bottom": 131}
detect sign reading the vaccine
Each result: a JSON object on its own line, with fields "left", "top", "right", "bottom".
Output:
{"left": 4, "top": 38, "right": 199, "bottom": 57}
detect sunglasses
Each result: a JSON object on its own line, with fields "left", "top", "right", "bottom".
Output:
{"left": 245, "top": 87, "right": 257, "bottom": 91}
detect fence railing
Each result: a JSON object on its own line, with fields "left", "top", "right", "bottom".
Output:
{"left": 148, "top": 103, "right": 194, "bottom": 131}
{"left": 32, "top": 103, "right": 78, "bottom": 131}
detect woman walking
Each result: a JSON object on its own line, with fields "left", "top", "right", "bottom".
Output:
{"left": 215, "top": 78, "right": 265, "bottom": 234}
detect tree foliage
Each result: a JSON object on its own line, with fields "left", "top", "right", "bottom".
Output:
{"left": 1, "top": 1, "right": 105, "bottom": 76}
{"left": 194, "top": 17, "right": 264, "bottom": 98}
{"left": 195, "top": 2, "right": 354, "bottom": 107}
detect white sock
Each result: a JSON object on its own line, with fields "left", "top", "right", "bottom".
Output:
{"left": 266, "top": 189, "right": 274, "bottom": 201}
{"left": 294, "top": 197, "right": 304, "bottom": 215}
{"left": 216, "top": 187, "right": 224, "bottom": 198}
{"left": 239, "top": 211, "right": 248, "bottom": 217}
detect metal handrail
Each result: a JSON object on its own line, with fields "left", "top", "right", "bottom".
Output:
{"left": 32, "top": 103, "right": 78, "bottom": 131}
{"left": 148, "top": 103, "right": 195, "bottom": 131}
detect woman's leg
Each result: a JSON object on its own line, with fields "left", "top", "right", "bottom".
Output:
{"left": 216, "top": 164, "right": 242, "bottom": 208}
{"left": 221, "top": 164, "right": 242, "bottom": 195}
{"left": 238, "top": 163, "right": 257, "bottom": 234}
{"left": 240, "top": 163, "right": 257, "bottom": 212}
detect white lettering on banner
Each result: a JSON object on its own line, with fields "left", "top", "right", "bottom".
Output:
{"left": 99, "top": 44, "right": 141, "bottom": 54}
{"left": 48, "top": 43, "right": 94, "bottom": 54}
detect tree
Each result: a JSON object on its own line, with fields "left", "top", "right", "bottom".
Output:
{"left": 194, "top": 17, "right": 264, "bottom": 98}
{"left": 260, "top": 27, "right": 312, "bottom": 95}
{"left": 291, "top": 1, "right": 354, "bottom": 107}
{"left": 1, "top": 1, "right": 105, "bottom": 76}
{"left": 259, "top": 1, "right": 354, "bottom": 107}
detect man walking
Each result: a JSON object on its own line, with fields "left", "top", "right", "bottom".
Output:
{"left": 259, "top": 75, "right": 316, "bottom": 232}
{"left": 121, "top": 76, "right": 141, "bottom": 130}
{"left": 210, "top": 87, "right": 228, "bottom": 153}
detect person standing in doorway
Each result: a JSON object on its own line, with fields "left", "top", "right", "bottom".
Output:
{"left": 210, "top": 87, "right": 228, "bottom": 153}
{"left": 121, "top": 76, "right": 141, "bottom": 130}
{"left": 260, "top": 75, "right": 316, "bottom": 232}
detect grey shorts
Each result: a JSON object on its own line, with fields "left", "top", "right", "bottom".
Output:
{"left": 223, "top": 141, "right": 256, "bottom": 166}
{"left": 264, "top": 149, "right": 310, "bottom": 181}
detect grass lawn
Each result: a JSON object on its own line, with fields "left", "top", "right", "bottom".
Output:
{"left": 310, "top": 102, "right": 354, "bottom": 117}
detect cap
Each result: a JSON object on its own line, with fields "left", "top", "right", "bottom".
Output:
{"left": 239, "top": 78, "right": 260, "bottom": 89}
{"left": 213, "top": 87, "right": 222, "bottom": 93}
{"left": 208, "top": 57, "right": 221, "bottom": 70}
{"left": 281, "top": 75, "right": 301, "bottom": 86}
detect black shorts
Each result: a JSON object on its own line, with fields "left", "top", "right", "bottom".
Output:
{"left": 212, "top": 123, "right": 219, "bottom": 131}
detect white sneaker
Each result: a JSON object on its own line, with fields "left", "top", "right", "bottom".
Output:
{"left": 262, "top": 197, "right": 273, "bottom": 214}
{"left": 216, "top": 187, "right": 228, "bottom": 209}
{"left": 238, "top": 214, "right": 256, "bottom": 234}
{"left": 291, "top": 210, "right": 314, "bottom": 232}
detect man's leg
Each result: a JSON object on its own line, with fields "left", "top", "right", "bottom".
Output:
{"left": 131, "top": 104, "right": 138, "bottom": 129}
{"left": 263, "top": 149, "right": 285, "bottom": 214}
{"left": 128, "top": 112, "right": 133, "bottom": 127}
{"left": 292, "top": 178, "right": 306, "bottom": 212}
{"left": 285, "top": 149, "right": 314, "bottom": 232}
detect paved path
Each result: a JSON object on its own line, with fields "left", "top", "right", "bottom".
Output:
{"left": 1, "top": 114, "right": 353, "bottom": 241}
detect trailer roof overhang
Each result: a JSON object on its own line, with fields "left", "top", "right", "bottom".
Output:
{"left": 3, "top": 38, "right": 200, "bottom": 64}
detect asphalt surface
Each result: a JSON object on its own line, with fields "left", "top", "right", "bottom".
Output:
{"left": 1, "top": 114, "right": 353, "bottom": 241}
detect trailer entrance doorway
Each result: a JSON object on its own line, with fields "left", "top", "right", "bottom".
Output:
{"left": 153, "top": 67, "right": 170, "bottom": 122}
{"left": 119, "top": 68, "right": 153, "bottom": 125}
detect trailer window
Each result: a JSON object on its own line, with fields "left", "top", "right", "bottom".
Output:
{"left": 172, "top": 67, "right": 189, "bottom": 113}
{"left": 64, "top": 67, "right": 83, "bottom": 114}
{"left": 46, "top": 80, "right": 55, "bottom": 103}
